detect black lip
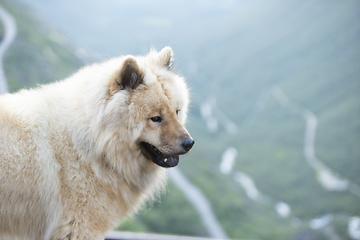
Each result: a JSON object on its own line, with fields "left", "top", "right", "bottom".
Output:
{"left": 139, "top": 142, "right": 179, "bottom": 168}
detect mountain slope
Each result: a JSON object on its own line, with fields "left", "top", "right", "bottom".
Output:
{"left": 0, "top": 0, "right": 83, "bottom": 92}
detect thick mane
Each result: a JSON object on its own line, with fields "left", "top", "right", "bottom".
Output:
{"left": 0, "top": 47, "right": 192, "bottom": 239}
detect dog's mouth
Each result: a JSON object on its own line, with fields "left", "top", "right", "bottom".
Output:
{"left": 139, "top": 142, "right": 179, "bottom": 168}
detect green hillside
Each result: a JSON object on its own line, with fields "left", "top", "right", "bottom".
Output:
{"left": 180, "top": 1, "right": 360, "bottom": 239}
{"left": 0, "top": 0, "right": 83, "bottom": 92}
{"left": 2, "top": 0, "right": 360, "bottom": 239}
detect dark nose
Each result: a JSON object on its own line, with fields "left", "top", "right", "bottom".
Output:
{"left": 182, "top": 138, "right": 195, "bottom": 152}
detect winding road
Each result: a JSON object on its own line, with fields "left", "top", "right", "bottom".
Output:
{"left": 169, "top": 168, "right": 228, "bottom": 239}
{"left": 0, "top": 4, "right": 17, "bottom": 94}
{"left": 272, "top": 86, "right": 360, "bottom": 197}
{"left": 212, "top": 85, "right": 360, "bottom": 240}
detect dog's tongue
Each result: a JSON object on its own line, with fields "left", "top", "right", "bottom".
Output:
{"left": 152, "top": 155, "right": 180, "bottom": 168}
{"left": 164, "top": 155, "right": 179, "bottom": 168}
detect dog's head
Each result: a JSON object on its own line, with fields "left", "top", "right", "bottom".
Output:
{"left": 106, "top": 47, "right": 194, "bottom": 168}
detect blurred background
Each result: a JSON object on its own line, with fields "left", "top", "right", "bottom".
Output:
{"left": 1, "top": 0, "right": 359, "bottom": 239}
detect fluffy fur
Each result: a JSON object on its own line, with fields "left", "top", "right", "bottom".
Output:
{"left": 0, "top": 47, "right": 193, "bottom": 239}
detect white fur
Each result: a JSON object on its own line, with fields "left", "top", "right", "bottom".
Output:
{"left": 0, "top": 47, "right": 191, "bottom": 239}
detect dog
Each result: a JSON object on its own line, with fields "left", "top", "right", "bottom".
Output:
{"left": 0, "top": 47, "right": 194, "bottom": 239}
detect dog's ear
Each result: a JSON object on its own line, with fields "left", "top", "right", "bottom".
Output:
{"left": 109, "top": 57, "right": 143, "bottom": 96}
{"left": 159, "top": 46, "right": 173, "bottom": 69}
{"left": 118, "top": 57, "right": 143, "bottom": 90}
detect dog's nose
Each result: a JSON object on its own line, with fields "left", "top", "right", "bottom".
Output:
{"left": 182, "top": 138, "right": 195, "bottom": 151}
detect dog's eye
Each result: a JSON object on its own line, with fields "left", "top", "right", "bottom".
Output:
{"left": 150, "top": 116, "right": 163, "bottom": 123}
{"left": 176, "top": 109, "right": 180, "bottom": 115}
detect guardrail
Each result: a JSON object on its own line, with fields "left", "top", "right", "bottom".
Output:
{"left": 105, "top": 231, "right": 232, "bottom": 240}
